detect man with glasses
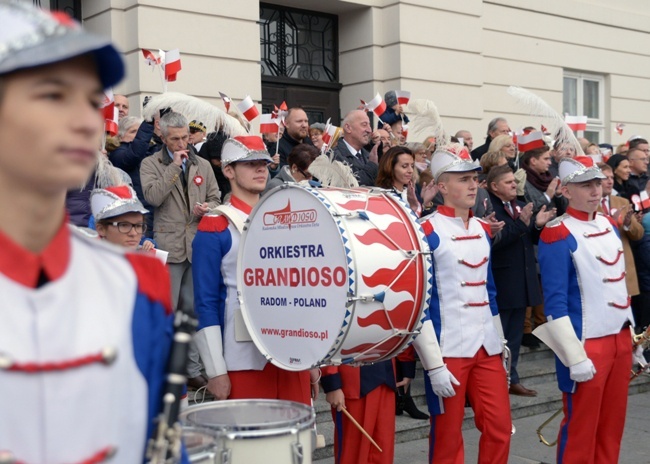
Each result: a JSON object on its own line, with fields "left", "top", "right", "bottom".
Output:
{"left": 626, "top": 146, "right": 649, "bottom": 193}
{"left": 141, "top": 111, "right": 220, "bottom": 389}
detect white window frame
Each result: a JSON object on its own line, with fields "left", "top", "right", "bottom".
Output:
{"left": 563, "top": 71, "right": 606, "bottom": 143}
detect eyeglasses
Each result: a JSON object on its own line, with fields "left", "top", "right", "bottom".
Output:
{"left": 108, "top": 222, "right": 147, "bottom": 234}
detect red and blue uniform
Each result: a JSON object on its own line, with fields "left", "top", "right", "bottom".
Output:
{"left": 0, "top": 222, "right": 183, "bottom": 464}
{"left": 538, "top": 207, "right": 633, "bottom": 464}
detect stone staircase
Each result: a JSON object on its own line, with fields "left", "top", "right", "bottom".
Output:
{"left": 309, "top": 344, "right": 650, "bottom": 461}
{"left": 186, "top": 344, "right": 650, "bottom": 461}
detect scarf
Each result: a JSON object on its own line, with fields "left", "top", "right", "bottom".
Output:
{"left": 523, "top": 163, "right": 553, "bottom": 192}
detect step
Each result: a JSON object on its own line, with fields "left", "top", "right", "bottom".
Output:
{"left": 311, "top": 368, "right": 650, "bottom": 460}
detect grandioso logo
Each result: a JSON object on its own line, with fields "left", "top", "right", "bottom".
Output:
{"left": 263, "top": 200, "right": 317, "bottom": 228}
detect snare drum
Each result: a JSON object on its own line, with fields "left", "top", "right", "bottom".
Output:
{"left": 238, "top": 185, "right": 432, "bottom": 370}
{"left": 180, "top": 400, "right": 315, "bottom": 464}
{"left": 182, "top": 427, "right": 218, "bottom": 463}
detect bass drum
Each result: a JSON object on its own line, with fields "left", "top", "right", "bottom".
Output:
{"left": 238, "top": 185, "right": 432, "bottom": 370}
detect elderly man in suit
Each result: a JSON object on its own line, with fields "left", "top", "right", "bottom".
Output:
{"left": 332, "top": 110, "right": 378, "bottom": 186}
{"left": 486, "top": 164, "right": 555, "bottom": 396}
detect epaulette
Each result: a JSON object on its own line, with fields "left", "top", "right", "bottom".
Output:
{"left": 125, "top": 253, "right": 172, "bottom": 315}
{"left": 198, "top": 213, "right": 229, "bottom": 233}
{"left": 540, "top": 214, "right": 571, "bottom": 244}
{"left": 476, "top": 217, "right": 493, "bottom": 239}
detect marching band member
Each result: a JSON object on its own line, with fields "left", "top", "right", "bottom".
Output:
{"left": 534, "top": 156, "right": 639, "bottom": 464}
{"left": 420, "top": 145, "right": 511, "bottom": 464}
{"left": 0, "top": 4, "right": 181, "bottom": 463}
{"left": 193, "top": 135, "right": 317, "bottom": 404}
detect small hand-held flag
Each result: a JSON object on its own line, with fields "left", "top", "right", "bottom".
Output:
{"left": 516, "top": 130, "right": 546, "bottom": 152}
{"left": 101, "top": 89, "right": 118, "bottom": 136}
{"left": 259, "top": 113, "right": 279, "bottom": 134}
{"left": 394, "top": 90, "right": 411, "bottom": 106}
{"left": 141, "top": 49, "right": 161, "bottom": 67}
{"left": 219, "top": 92, "right": 231, "bottom": 112}
{"left": 616, "top": 123, "right": 625, "bottom": 136}
{"left": 565, "top": 115, "right": 587, "bottom": 131}
{"left": 237, "top": 96, "right": 260, "bottom": 122}
{"left": 163, "top": 49, "right": 181, "bottom": 82}
{"left": 361, "top": 93, "right": 387, "bottom": 117}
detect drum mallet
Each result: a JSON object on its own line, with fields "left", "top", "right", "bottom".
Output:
{"left": 341, "top": 407, "right": 382, "bottom": 452}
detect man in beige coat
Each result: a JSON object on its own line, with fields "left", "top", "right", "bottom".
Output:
{"left": 141, "top": 111, "right": 220, "bottom": 387}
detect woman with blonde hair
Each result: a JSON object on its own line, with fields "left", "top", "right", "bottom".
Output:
{"left": 488, "top": 134, "right": 516, "bottom": 161}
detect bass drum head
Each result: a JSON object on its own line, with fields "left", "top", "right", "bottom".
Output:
{"left": 238, "top": 184, "right": 350, "bottom": 370}
{"left": 180, "top": 400, "right": 315, "bottom": 437}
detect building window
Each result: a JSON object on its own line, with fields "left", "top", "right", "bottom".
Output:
{"left": 260, "top": 3, "right": 338, "bottom": 84}
{"left": 563, "top": 71, "right": 605, "bottom": 143}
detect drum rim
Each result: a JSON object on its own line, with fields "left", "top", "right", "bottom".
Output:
{"left": 180, "top": 399, "right": 316, "bottom": 436}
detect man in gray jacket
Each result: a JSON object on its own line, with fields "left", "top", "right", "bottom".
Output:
{"left": 141, "top": 111, "right": 220, "bottom": 387}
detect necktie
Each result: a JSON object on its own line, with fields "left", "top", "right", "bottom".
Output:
{"left": 357, "top": 151, "right": 367, "bottom": 164}
{"left": 601, "top": 197, "right": 609, "bottom": 215}
{"left": 504, "top": 201, "right": 515, "bottom": 218}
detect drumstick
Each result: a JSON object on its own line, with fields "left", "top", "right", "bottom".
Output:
{"left": 341, "top": 406, "right": 382, "bottom": 452}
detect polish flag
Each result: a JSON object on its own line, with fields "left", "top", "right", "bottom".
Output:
{"left": 259, "top": 113, "right": 279, "bottom": 134}
{"left": 237, "top": 95, "right": 260, "bottom": 121}
{"left": 321, "top": 119, "right": 339, "bottom": 153}
{"left": 640, "top": 191, "right": 650, "bottom": 211}
{"left": 163, "top": 49, "right": 181, "bottom": 82}
{"left": 395, "top": 90, "right": 411, "bottom": 106}
{"left": 273, "top": 101, "right": 288, "bottom": 122}
{"left": 101, "top": 89, "right": 118, "bottom": 136}
{"left": 616, "top": 123, "right": 625, "bottom": 136}
{"left": 401, "top": 124, "right": 408, "bottom": 140}
{"left": 219, "top": 92, "right": 231, "bottom": 112}
{"left": 141, "top": 49, "right": 160, "bottom": 66}
{"left": 516, "top": 130, "right": 546, "bottom": 152}
{"left": 361, "top": 93, "right": 387, "bottom": 117}
{"left": 565, "top": 115, "right": 587, "bottom": 131}
{"left": 541, "top": 124, "right": 549, "bottom": 134}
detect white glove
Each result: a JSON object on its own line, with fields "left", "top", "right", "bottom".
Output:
{"left": 633, "top": 345, "right": 646, "bottom": 369}
{"left": 427, "top": 364, "right": 460, "bottom": 398}
{"left": 569, "top": 358, "right": 596, "bottom": 382}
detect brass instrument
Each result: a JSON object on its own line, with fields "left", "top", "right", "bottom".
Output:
{"left": 536, "top": 325, "right": 650, "bottom": 447}
{"left": 502, "top": 344, "right": 516, "bottom": 436}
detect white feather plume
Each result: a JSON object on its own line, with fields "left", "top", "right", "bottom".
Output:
{"left": 507, "top": 86, "right": 584, "bottom": 156}
{"left": 142, "top": 92, "right": 248, "bottom": 136}
{"left": 403, "top": 98, "right": 448, "bottom": 147}
{"left": 308, "top": 153, "right": 359, "bottom": 188}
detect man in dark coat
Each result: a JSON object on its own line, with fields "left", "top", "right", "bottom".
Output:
{"left": 471, "top": 117, "right": 510, "bottom": 161}
{"left": 332, "top": 110, "right": 378, "bottom": 186}
{"left": 486, "top": 164, "right": 555, "bottom": 396}
{"left": 277, "top": 108, "right": 313, "bottom": 167}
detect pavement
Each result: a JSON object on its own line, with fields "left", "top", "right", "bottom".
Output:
{"left": 314, "top": 391, "right": 650, "bottom": 463}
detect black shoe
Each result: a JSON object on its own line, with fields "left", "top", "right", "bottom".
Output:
{"left": 395, "top": 392, "right": 405, "bottom": 416}
{"left": 402, "top": 392, "right": 429, "bottom": 420}
{"left": 522, "top": 333, "right": 541, "bottom": 349}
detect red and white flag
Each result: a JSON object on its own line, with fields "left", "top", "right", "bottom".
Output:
{"left": 141, "top": 49, "right": 161, "bottom": 67}
{"left": 616, "top": 123, "right": 625, "bottom": 136}
{"left": 640, "top": 191, "right": 650, "bottom": 211}
{"left": 401, "top": 124, "right": 408, "bottom": 140}
{"left": 163, "top": 49, "right": 181, "bottom": 82}
{"left": 259, "top": 113, "right": 279, "bottom": 134}
{"left": 101, "top": 89, "right": 118, "bottom": 136}
{"left": 565, "top": 115, "right": 587, "bottom": 131}
{"left": 541, "top": 124, "right": 549, "bottom": 134}
{"left": 219, "top": 92, "right": 231, "bottom": 112}
{"left": 320, "top": 118, "right": 340, "bottom": 153}
{"left": 395, "top": 90, "right": 411, "bottom": 106}
{"left": 361, "top": 93, "right": 387, "bottom": 117}
{"left": 516, "top": 130, "right": 546, "bottom": 152}
{"left": 237, "top": 95, "right": 259, "bottom": 122}
{"left": 273, "top": 101, "right": 288, "bottom": 122}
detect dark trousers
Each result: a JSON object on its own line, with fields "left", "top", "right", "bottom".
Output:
{"left": 498, "top": 307, "right": 526, "bottom": 385}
